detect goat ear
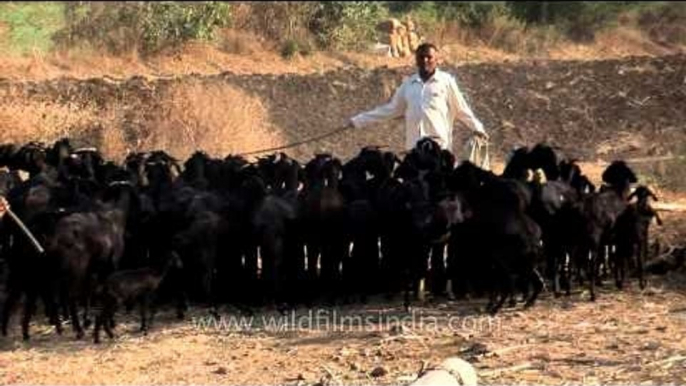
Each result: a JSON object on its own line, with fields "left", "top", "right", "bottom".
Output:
{"left": 628, "top": 188, "right": 639, "bottom": 201}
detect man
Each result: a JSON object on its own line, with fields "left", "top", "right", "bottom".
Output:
{"left": 347, "top": 43, "right": 488, "bottom": 155}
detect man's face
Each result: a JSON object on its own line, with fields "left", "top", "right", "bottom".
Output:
{"left": 416, "top": 47, "right": 438, "bottom": 75}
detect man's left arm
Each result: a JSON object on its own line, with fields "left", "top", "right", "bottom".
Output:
{"left": 447, "top": 75, "right": 488, "bottom": 139}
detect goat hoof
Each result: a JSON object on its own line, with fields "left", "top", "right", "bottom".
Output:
{"left": 76, "top": 331, "right": 84, "bottom": 340}
{"left": 22, "top": 334, "right": 30, "bottom": 342}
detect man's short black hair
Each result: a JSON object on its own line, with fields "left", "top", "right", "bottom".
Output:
{"left": 416, "top": 42, "right": 438, "bottom": 53}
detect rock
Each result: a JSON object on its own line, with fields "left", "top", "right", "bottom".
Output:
{"left": 459, "top": 342, "right": 489, "bottom": 357}
{"left": 642, "top": 341, "right": 661, "bottom": 351}
{"left": 212, "top": 367, "right": 227, "bottom": 375}
{"left": 371, "top": 366, "right": 388, "bottom": 378}
{"left": 410, "top": 357, "right": 477, "bottom": 386}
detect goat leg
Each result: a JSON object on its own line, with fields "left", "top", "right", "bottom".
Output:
{"left": 638, "top": 241, "right": 647, "bottom": 289}
{"left": 588, "top": 250, "right": 597, "bottom": 302}
{"left": 613, "top": 251, "right": 624, "bottom": 290}
{"left": 68, "top": 295, "right": 84, "bottom": 340}
{"left": 43, "top": 290, "right": 62, "bottom": 336}
{"left": 21, "top": 291, "right": 37, "bottom": 341}
{"left": 489, "top": 279, "right": 511, "bottom": 315}
{"left": 139, "top": 297, "right": 148, "bottom": 335}
{"left": 403, "top": 269, "right": 412, "bottom": 313}
{"left": 1, "top": 285, "right": 21, "bottom": 337}
{"left": 524, "top": 267, "right": 544, "bottom": 309}
{"left": 93, "top": 312, "right": 103, "bottom": 344}
{"left": 175, "top": 290, "right": 188, "bottom": 320}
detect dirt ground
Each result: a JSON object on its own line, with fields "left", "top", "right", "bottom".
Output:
{"left": 0, "top": 210, "right": 684, "bottom": 385}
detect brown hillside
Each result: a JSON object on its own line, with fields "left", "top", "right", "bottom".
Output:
{"left": 1, "top": 54, "right": 684, "bottom": 166}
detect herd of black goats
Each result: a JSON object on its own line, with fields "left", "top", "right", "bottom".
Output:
{"left": 0, "top": 137, "right": 663, "bottom": 343}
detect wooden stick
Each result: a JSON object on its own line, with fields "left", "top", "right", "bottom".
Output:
{"left": 6, "top": 208, "right": 45, "bottom": 254}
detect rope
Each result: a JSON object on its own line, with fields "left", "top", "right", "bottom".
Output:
{"left": 466, "top": 135, "right": 490, "bottom": 170}
{"left": 237, "top": 125, "right": 352, "bottom": 157}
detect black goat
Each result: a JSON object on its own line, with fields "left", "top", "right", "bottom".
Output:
{"left": 93, "top": 252, "right": 183, "bottom": 343}
{"left": 578, "top": 160, "right": 638, "bottom": 301}
{"left": 613, "top": 185, "right": 662, "bottom": 290}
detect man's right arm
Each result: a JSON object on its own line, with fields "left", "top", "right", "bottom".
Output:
{"left": 349, "top": 80, "right": 407, "bottom": 129}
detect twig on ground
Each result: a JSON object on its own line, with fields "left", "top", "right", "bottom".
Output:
{"left": 480, "top": 362, "right": 534, "bottom": 377}
{"left": 643, "top": 355, "right": 686, "bottom": 368}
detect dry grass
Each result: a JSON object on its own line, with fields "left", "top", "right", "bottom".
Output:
{"left": 0, "top": 75, "right": 287, "bottom": 163}
{"left": 549, "top": 26, "right": 686, "bottom": 60}
{"left": 0, "top": 100, "right": 98, "bottom": 145}
{"left": 142, "top": 80, "right": 285, "bottom": 161}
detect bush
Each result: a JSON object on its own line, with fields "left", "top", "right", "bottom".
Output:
{"left": 54, "top": 1, "right": 231, "bottom": 55}
{"left": 506, "top": 2, "right": 633, "bottom": 42}
{"left": 237, "top": 2, "right": 319, "bottom": 44}
{"left": 280, "top": 39, "right": 299, "bottom": 59}
{"left": 438, "top": 2, "right": 510, "bottom": 28}
{"left": 309, "top": 2, "right": 388, "bottom": 50}
{"left": 0, "top": 2, "right": 66, "bottom": 56}
{"left": 635, "top": 2, "right": 686, "bottom": 45}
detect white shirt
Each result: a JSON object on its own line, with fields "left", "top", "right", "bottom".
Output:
{"left": 351, "top": 68, "right": 486, "bottom": 151}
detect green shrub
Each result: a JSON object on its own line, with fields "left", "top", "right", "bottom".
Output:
{"left": 309, "top": 2, "right": 388, "bottom": 50}
{"left": 0, "top": 2, "right": 66, "bottom": 56}
{"left": 438, "top": 2, "right": 510, "bottom": 28}
{"left": 280, "top": 39, "right": 299, "bottom": 59}
{"left": 53, "top": 1, "right": 231, "bottom": 55}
